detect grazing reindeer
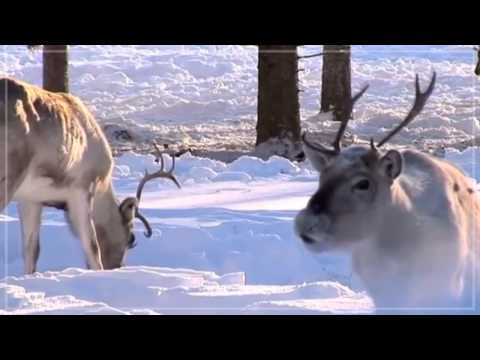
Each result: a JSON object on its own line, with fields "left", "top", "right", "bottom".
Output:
{"left": 475, "top": 46, "right": 480, "bottom": 76}
{"left": 295, "top": 72, "right": 480, "bottom": 310}
{"left": 0, "top": 77, "right": 180, "bottom": 274}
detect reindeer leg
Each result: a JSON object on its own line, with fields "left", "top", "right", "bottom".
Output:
{"left": 0, "top": 163, "right": 26, "bottom": 213}
{"left": 67, "top": 188, "right": 104, "bottom": 270}
{"left": 18, "top": 201, "right": 42, "bottom": 274}
{"left": 0, "top": 143, "right": 30, "bottom": 212}
{"left": 0, "top": 175, "right": 10, "bottom": 212}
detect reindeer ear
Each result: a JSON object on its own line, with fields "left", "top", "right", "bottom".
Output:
{"left": 119, "top": 197, "right": 138, "bottom": 224}
{"left": 303, "top": 144, "right": 334, "bottom": 172}
{"left": 379, "top": 150, "right": 403, "bottom": 180}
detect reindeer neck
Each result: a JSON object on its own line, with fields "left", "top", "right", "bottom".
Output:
{"left": 92, "top": 181, "right": 120, "bottom": 225}
{"left": 389, "top": 181, "right": 413, "bottom": 213}
{"left": 376, "top": 182, "right": 420, "bottom": 251}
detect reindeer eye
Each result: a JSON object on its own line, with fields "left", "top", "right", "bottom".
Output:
{"left": 353, "top": 179, "right": 370, "bottom": 191}
{"left": 128, "top": 233, "right": 137, "bottom": 249}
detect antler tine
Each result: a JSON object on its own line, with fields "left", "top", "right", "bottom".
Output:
{"left": 136, "top": 144, "right": 181, "bottom": 202}
{"left": 302, "top": 132, "right": 338, "bottom": 157}
{"left": 169, "top": 150, "right": 176, "bottom": 173}
{"left": 377, "top": 72, "right": 436, "bottom": 148}
{"left": 134, "top": 142, "right": 182, "bottom": 238}
{"left": 153, "top": 142, "right": 165, "bottom": 170}
{"left": 153, "top": 142, "right": 178, "bottom": 174}
{"left": 333, "top": 84, "right": 369, "bottom": 152}
{"left": 135, "top": 173, "right": 149, "bottom": 203}
{"left": 135, "top": 211, "right": 152, "bottom": 238}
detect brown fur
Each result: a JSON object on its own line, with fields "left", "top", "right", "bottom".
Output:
{"left": 1, "top": 77, "right": 137, "bottom": 273}
{"left": 1, "top": 77, "right": 113, "bottom": 184}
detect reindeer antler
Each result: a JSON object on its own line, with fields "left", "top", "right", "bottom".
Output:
{"left": 136, "top": 143, "right": 181, "bottom": 202}
{"left": 302, "top": 84, "right": 369, "bottom": 156}
{"left": 302, "top": 132, "right": 339, "bottom": 156}
{"left": 332, "top": 84, "right": 370, "bottom": 152}
{"left": 376, "top": 72, "right": 436, "bottom": 148}
{"left": 303, "top": 72, "right": 436, "bottom": 155}
{"left": 134, "top": 142, "right": 181, "bottom": 237}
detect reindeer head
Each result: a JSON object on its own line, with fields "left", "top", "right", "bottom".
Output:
{"left": 96, "top": 143, "right": 181, "bottom": 269}
{"left": 295, "top": 72, "right": 436, "bottom": 253}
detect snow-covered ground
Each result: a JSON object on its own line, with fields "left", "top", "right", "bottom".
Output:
{"left": 1, "top": 45, "right": 479, "bottom": 314}
{"left": 1, "top": 45, "right": 479, "bottom": 153}
{"left": 1, "top": 148, "right": 479, "bottom": 314}
{"left": 0, "top": 154, "right": 371, "bottom": 314}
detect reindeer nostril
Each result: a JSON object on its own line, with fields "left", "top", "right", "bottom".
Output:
{"left": 300, "top": 234, "right": 315, "bottom": 244}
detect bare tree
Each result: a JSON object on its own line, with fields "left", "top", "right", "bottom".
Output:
{"left": 28, "top": 45, "right": 69, "bottom": 93}
{"left": 320, "top": 45, "right": 351, "bottom": 121}
{"left": 475, "top": 46, "right": 480, "bottom": 76}
{"left": 256, "top": 45, "right": 301, "bottom": 159}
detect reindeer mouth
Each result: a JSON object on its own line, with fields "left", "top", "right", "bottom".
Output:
{"left": 300, "top": 233, "right": 337, "bottom": 253}
{"left": 295, "top": 209, "right": 343, "bottom": 253}
{"left": 300, "top": 233, "right": 316, "bottom": 244}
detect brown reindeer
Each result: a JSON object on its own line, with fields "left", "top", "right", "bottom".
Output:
{"left": 1, "top": 77, "right": 180, "bottom": 273}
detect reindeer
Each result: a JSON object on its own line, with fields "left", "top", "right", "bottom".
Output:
{"left": 1, "top": 77, "right": 180, "bottom": 274}
{"left": 475, "top": 46, "right": 480, "bottom": 76}
{"left": 295, "top": 72, "right": 480, "bottom": 311}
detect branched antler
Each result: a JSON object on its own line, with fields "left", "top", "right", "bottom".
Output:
{"left": 302, "top": 132, "right": 339, "bottom": 157}
{"left": 302, "top": 72, "right": 436, "bottom": 156}
{"left": 302, "top": 84, "right": 369, "bottom": 156}
{"left": 134, "top": 142, "right": 181, "bottom": 237}
{"left": 136, "top": 143, "right": 181, "bottom": 202}
{"left": 376, "top": 72, "right": 436, "bottom": 148}
{"left": 332, "top": 85, "right": 370, "bottom": 152}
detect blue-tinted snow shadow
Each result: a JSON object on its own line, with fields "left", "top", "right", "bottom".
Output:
{"left": 0, "top": 204, "right": 353, "bottom": 287}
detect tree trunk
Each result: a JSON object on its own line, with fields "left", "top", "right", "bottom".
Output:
{"left": 43, "top": 45, "right": 69, "bottom": 93}
{"left": 256, "top": 45, "right": 301, "bottom": 159}
{"left": 320, "top": 45, "right": 351, "bottom": 121}
{"left": 475, "top": 49, "right": 480, "bottom": 76}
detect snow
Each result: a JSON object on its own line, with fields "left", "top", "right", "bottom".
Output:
{"left": 0, "top": 267, "right": 372, "bottom": 315}
{"left": 0, "top": 152, "right": 367, "bottom": 314}
{"left": 1, "top": 45, "right": 479, "bottom": 314}
{"left": 2, "top": 148, "right": 479, "bottom": 314}
{"left": 2, "top": 45, "right": 479, "bottom": 153}
{"left": 445, "top": 146, "right": 480, "bottom": 184}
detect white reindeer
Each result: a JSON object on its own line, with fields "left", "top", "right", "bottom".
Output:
{"left": 1, "top": 77, "right": 180, "bottom": 274}
{"left": 295, "top": 72, "right": 480, "bottom": 311}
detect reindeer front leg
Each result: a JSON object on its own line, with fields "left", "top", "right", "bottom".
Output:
{"left": 67, "top": 188, "right": 104, "bottom": 270}
{"left": 18, "top": 201, "right": 43, "bottom": 274}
